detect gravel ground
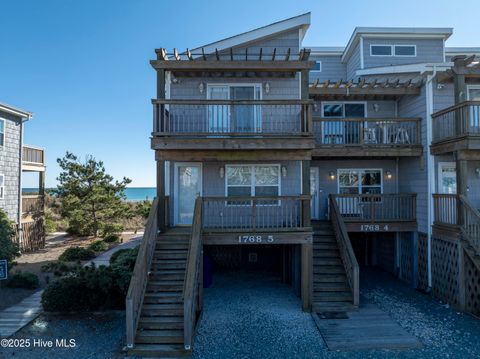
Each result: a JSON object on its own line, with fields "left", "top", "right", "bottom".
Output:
{"left": 0, "top": 312, "right": 125, "bottom": 359}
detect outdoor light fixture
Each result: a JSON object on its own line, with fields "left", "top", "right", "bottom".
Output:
{"left": 199, "top": 82, "right": 205, "bottom": 94}
{"left": 329, "top": 171, "right": 335, "bottom": 180}
{"left": 264, "top": 82, "right": 270, "bottom": 94}
{"left": 386, "top": 170, "right": 392, "bottom": 180}
{"left": 281, "top": 166, "right": 287, "bottom": 177}
{"left": 313, "top": 103, "right": 319, "bottom": 112}
{"left": 373, "top": 103, "right": 380, "bottom": 112}
{"left": 219, "top": 167, "right": 225, "bottom": 178}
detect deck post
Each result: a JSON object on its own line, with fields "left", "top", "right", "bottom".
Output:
{"left": 157, "top": 160, "right": 166, "bottom": 232}
{"left": 301, "top": 160, "right": 311, "bottom": 227}
{"left": 456, "top": 158, "right": 468, "bottom": 226}
{"left": 301, "top": 242, "right": 312, "bottom": 312}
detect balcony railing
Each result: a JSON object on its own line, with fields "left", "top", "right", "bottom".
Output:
{"left": 23, "top": 145, "right": 45, "bottom": 165}
{"left": 432, "top": 101, "right": 480, "bottom": 142}
{"left": 152, "top": 100, "right": 313, "bottom": 136}
{"left": 313, "top": 117, "right": 421, "bottom": 146}
{"left": 22, "top": 195, "right": 45, "bottom": 214}
{"left": 201, "top": 195, "right": 311, "bottom": 232}
{"left": 433, "top": 194, "right": 458, "bottom": 225}
{"left": 331, "top": 193, "right": 417, "bottom": 222}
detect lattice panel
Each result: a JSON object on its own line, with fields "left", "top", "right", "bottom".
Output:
{"left": 431, "top": 236, "right": 460, "bottom": 307}
{"left": 399, "top": 233, "right": 413, "bottom": 284}
{"left": 417, "top": 233, "right": 428, "bottom": 291}
{"left": 465, "top": 251, "right": 480, "bottom": 317}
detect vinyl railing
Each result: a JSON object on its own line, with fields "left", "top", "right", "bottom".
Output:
{"left": 201, "top": 195, "right": 311, "bottom": 232}
{"left": 331, "top": 193, "right": 417, "bottom": 222}
{"left": 432, "top": 101, "right": 480, "bottom": 142}
{"left": 313, "top": 117, "right": 421, "bottom": 146}
{"left": 329, "top": 195, "right": 359, "bottom": 307}
{"left": 152, "top": 99, "right": 313, "bottom": 136}
{"left": 126, "top": 197, "right": 159, "bottom": 348}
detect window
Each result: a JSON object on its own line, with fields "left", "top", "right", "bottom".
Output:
{"left": 370, "top": 44, "right": 417, "bottom": 57}
{"left": 370, "top": 45, "right": 392, "bottom": 56}
{"left": 0, "top": 119, "right": 4, "bottom": 147}
{"left": 226, "top": 165, "right": 280, "bottom": 199}
{"left": 0, "top": 174, "right": 4, "bottom": 199}
{"left": 322, "top": 103, "right": 366, "bottom": 118}
{"left": 311, "top": 61, "right": 322, "bottom": 72}
{"left": 394, "top": 45, "right": 416, "bottom": 56}
{"left": 338, "top": 169, "right": 382, "bottom": 195}
{"left": 438, "top": 162, "right": 456, "bottom": 194}
{"left": 321, "top": 102, "right": 366, "bottom": 144}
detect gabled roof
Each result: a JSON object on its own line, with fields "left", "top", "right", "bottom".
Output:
{"left": 190, "top": 12, "right": 310, "bottom": 55}
{"left": 0, "top": 102, "right": 32, "bottom": 120}
{"left": 341, "top": 27, "right": 453, "bottom": 63}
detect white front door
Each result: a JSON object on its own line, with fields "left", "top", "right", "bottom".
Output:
{"left": 175, "top": 164, "right": 202, "bottom": 225}
{"left": 310, "top": 167, "right": 320, "bottom": 219}
{"left": 438, "top": 162, "right": 456, "bottom": 194}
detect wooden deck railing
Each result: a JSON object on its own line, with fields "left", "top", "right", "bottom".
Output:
{"left": 329, "top": 195, "right": 359, "bottom": 307}
{"left": 433, "top": 194, "right": 458, "bottom": 225}
{"left": 331, "top": 193, "right": 417, "bottom": 222}
{"left": 22, "top": 145, "right": 45, "bottom": 165}
{"left": 201, "top": 195, "right": 311, "bottom": 232}
{"left": 432, "top": 101, "right": 480, "bottom": 142}
{"left": 183, "top": 197, "right": 203, "bottom": 350}
{"left": 152, "top": 99, "right": 313, "bottom": 136}
{"left": 312, "top": 117, "right": 421, "bottom": 146}
{"left": 126, "top": 197, "right": 159, "bottom": 348}
{"left": 22, "top": 195, "right": 45, "bottom": 214}
{"left": 459, "top": 195, "right": 480, "bottom": 256}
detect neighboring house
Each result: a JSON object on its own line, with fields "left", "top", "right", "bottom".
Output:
{"left": 0, "top": 102, "right": 46, "bottom": 252}
{"left": 125, "top": 13, "right": 480, "bottom": 357}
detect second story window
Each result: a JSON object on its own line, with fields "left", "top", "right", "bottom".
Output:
{"left": 370, "top": 45, "right": 392, "bottom": 56}
{"left": 311, "top": 61, "right": 322, "bottom": 72}
{"left": 370, "top": 44, "right": 417, "bottom": 57}
{"left": 0, "top": 119, "right": 5, "bottom": 147}
{"left": 394, "top": 45, "right": 416, "bottom": 56}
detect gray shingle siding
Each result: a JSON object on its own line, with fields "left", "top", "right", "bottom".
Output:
{"left": 363, "top": 38, "right": 445, "bottom": 69}
{"left": 0, "top": 110, "right": 21, "bottom": 222}
{"left": 309, "top": 55, "right": 346, "bottom": 83}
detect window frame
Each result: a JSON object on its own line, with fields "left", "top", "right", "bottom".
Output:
{"left": 0, "top": 174, "right": 4, "bottom": 200}
{"left": 394, "top": 44, "right": 417, "bottom": 57}
{"left": 311, "top": 61, "right": 322, "bottom": 73}
{"left": 321, "top": 102, "right": 368, "bottom": 118}
{"left": 0, "top": 118, "right": 5, "bottom": 148}
{"left": 370, "top": 44, "right": 393, "bottom": 57}
{"left": 337, "top": 168, "right": 384, "bottom": 195}
{"left": 225, "top": 164, "right": 281, "bottom": 205}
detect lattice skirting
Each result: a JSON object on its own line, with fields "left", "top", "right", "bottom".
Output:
{"left": 417, "top": 233, "right": 428, "bottom": 291}
{"left": 18, "top": 219, "right": 45, "bottom": 253}
{"left": 465, "top": 250, "right": 480, "bottom": 317}
{"left": 399, "top": 233, "right": 413, "bottom": 284}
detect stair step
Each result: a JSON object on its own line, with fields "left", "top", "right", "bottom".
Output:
{"left": 314, "top": 243, "right": 338, "bottom": 250}
{"left": 314, "top": 283, "right": 350, "bottom": 292}
{"left": 147, "top": 282, "right": 183, "bottom": 292}
{"left": 136, "top": 330, "right": 184, "bottom": 344}
{"left": 151, "top": 261, "right": 186, "bottom": 269}
{"left": 314, "top": 266, "right": 345, "bottom": 274}
{"left": 314, "top": 274, "right": 347, "bottom": 282}
{"left": 313, "top": 302, "right": 355, "bottom": 313}
{"left": 144, "top": 293, "right": 183, "bottom": 304}
{"left": 142, "top": 304, "right": 184, "bottom": 316}
{"left": 150, "top": 273, "right": 185, "bottom": 280}
{"left": 138, "top": 317, "right": 184, "bottom": 330}
{"left": 155, "top": 253, "right": 188, "bottom": 260}
{"left": 128, "top": 344, "right": 190, "bottom": 358}
{"left": 313, "top": 258, "right": 342, "bottom": 266}
{"left": 314, "top": 292, "right": 353, "bottom": 302}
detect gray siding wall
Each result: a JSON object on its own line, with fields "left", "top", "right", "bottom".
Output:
{"left": 346, "top": 42, "right": 361, "bottom": 80}
{"left": 311, "top": 159, "right": 398, "bottom": 219}
{"left": 0, "top": 110, "right": 21, "bottom": 222}
{"left": 309, "top": 55, "right": 346, "bottom": 83}
{"left": 397, "top": 87, "right": 428, "bottom": 233}
{"left": 363, "top": 38, "right": 445, "bottom": 69}
{"left": 467, "top": 161, "right": 480, "bottom": 209}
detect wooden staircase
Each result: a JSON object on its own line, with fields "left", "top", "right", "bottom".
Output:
{"left": 312, "top": 221, "right": 355, "bottom": 314}
{"left": 128, "top": 231, "right": 192, "bottom": 358}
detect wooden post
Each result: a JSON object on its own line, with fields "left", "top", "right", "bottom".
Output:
{"left": 157, "top": 69, "right": 166, "bottom": 100}
{"left": 301, "top": 160, "right": 311, "bottom": 227}
{"left": 157, "top": 160, "right": 166, "bottom": 232}
{"left": 457, "top": 241, "right": 466, "bottom": 311}
{"left": 412, "top": 231, "right": 419, "bottom": 289}
{"left": 301, "top": 242, "right": 312, "bottom": 312}
{"left": 38, "top": 171, "right": 45, "bottom": 196}
{"left": 456, "top": 158, "right": 468, "bottom": 226}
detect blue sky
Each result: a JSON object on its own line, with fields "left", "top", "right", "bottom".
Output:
{"left": 2, "top": 0, "right": 479, "bottom": 187}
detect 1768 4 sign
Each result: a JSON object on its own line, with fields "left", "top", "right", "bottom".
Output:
{"left": 0, "top": 260, "right": 7, "bottom": 281}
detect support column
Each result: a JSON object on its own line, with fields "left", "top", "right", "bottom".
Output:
{"left": 301, "top": 160, "right": 311, "bottom": 227}
{"left": 456, "top": 158, "right": 468, "bottom": 226}
{"left": 301, "top": 243, "right": 312, "bottom": 312}
{"left": 157, "top": 160, "right": 166, "bottom": 232}
{"left": 412, "top": 231, "right": 419, "bottom": 289}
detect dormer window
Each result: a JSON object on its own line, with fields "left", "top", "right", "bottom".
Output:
{"left": 370, "top": 44, "right": 416, "bottom": 57}
{"left": 370, "top": 45, "right": 392, "bottom": 56}
{"left": 394, "top": 45, "right": 416, "bottom": 56}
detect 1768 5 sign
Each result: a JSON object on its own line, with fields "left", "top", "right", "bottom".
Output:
{"left": 238, "top": 235, "right": 274, "bottom": 244}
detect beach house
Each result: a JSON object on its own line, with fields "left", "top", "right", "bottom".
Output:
{"left": 0, "top": 102, "right": 46, "bottom": 252}
{"left": 126, "top": 13, "right": 480, "bottom": 357}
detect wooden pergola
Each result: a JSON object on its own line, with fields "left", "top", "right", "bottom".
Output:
{"left": 309, "top": 78, "right": 423, "bottom": 100}
{"left": 150, "top": 47, "right": 315, "bottom": 77}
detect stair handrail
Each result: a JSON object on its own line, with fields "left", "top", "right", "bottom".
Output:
{"left": 126, "top": 197, "right": 159, "bottom": 348}
{"left": 458, "top": 195, "right": 480, "bottom": 256}
{"left": 329, "top": 195, "right": 360, "bottom": 307}
{"left": 183, "top": 197, "right": 203, "bottom": 350}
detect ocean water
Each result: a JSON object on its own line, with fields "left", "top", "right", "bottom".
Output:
{"left": 23, "top": 187, "right": 156, "bottom": 202}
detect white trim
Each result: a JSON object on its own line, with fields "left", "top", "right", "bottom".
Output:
{"left": 0, "top": 103, "right": 32, "bottom": 120}
{"left": 224, "top": 164, "right": 282, "bottom": 198}
{"left": 0, "top": 173, "right": 4, "bottom": 200}
{"left": 359, "top": 37, "right": 364, "bottom": 69}
{"left": 336, "top": 168, "right": 384, "bottom": 194}
{"left": 310, "top": 60, "right": 322, "bottom": 73}
{"left": 370, "top": 44, "right": 393, "bottom": 57}
{"left": 445, "top": 47, "right": 480, "bottom": 56}
{"left": 466, "top": 85, "right": 480, "bottom": 100}
{"left": 309, "top": 46, "right": 345, "bottom": 56}
{"left": 173, "top": 162, "right": 203, "bottom": 226}
{"left": 0, "top": 118, "right": 5, "bottom": 148}
{"left": 355, "top": 62, "right": 452, "bottom": 77}
{"left": 437, "top": 162, "right": 456, "bottom": 194}
{"left": 190, "top": 13, "right": 310, "bottom": 56}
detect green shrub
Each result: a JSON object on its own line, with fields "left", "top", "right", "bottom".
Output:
{"left": 0, "top": 209, "right": 20, "bottom": 267}
{"left": 59, "top": 247, "right": 95, "bottom": 262}
{"left": 41, "top": 261, "right": 81, "bottom": 277}
{"left": 100, "top": 223, "right": 124, "bottom": 238}
{"left": 110, "top": 246, "right": 139, "bottom": 291}
{"left": 7, "top": 272, "right": 39, "bottom": 289}
{"left": 103, "top": 234, "right": 120, "bottom": 243}
{"left": 88, "top": 240, "right": 108, "bottom": 252}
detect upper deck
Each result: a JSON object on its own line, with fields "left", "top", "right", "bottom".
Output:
{"left": 22, "top": 145, "right": 45, "bottom": 172}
